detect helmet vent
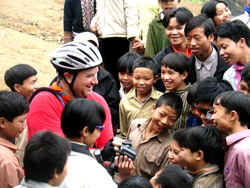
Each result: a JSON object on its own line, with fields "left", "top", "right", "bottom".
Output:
{"left": 68, "top": 55, "right": 87, "bottom": 65}
{"left": 90, "top": 48, "right": 99, "bottom": 60}
{"left": 59, "top": 62, "right": 75, "bottom": 68}
{"left": 78, "top": 48, "right": 94, "bottom": 62}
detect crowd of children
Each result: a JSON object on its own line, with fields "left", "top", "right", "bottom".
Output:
{"left": 1, "top": 0, "right": 250, "bottom": 188}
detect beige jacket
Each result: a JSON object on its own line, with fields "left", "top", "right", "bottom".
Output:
{"left": 91, "top": 0, "right": 139, "bottom": 39}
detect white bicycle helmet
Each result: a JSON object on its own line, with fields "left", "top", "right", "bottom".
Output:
{"left": 74, "top": 32, "right": 99, "bottom": 47}
{"left": 49, "top": 41, "right": 102, "bottom": 71}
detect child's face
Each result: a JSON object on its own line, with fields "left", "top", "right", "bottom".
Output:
{"left": 165, "top": 17, "right": 186, "bottom": 49}
{"left": 186, "top": 27, "right": 213, "bottom": 59}
{"left": 16, "top": 75, "right": 38, "bottom": 101}
{"left": 168, "top": 140, "right": 184, "bottom": 168}
{"left": 179, "top": 147, "right": 198, "bottom": 171}
{"left": 150, "top": 104, "right": 178, "bottom": 134}
{"left": 195, "top": 102, "right": 214, "bottom": 126}
{"left": 159, "top": 0, "right": 180, "bottom": 14}
{"left": 118, "top": 69, "right": 133, "bottom": 90}
{"left": 133, "top": 67, "right": 157, "bottom": 97}
{"left": 213, "top": 3, "right": 231, "bottom": 28}
{"left": 54, "top": 157, "right": 69, "bottom": 186}
{"left": 238, "top": 80, "right": 250, "bottom": 96}
{"left": 85, "top": 127, "right": 102, "bottom": 147}
{"left": 161, "top": 66, "right": 187, "bottom": 91}
{"left": 0, "top": 113, "right": 27, "bottom": 140}
{"left": 150, "top": 170, "right": 161, "bottom": 188}
{"left": 211, "top": 98, "right": 232, "bottom": 135}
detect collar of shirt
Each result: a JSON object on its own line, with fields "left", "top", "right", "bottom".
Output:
{"left": 195, "top": 46, "right": 217, "bottom": 70}
{"left": 160, "top": 12, "right": 165, "bottom": 20}
{"left": 0, "top": 137, "right": 17, "bottom": 153}
{"left": 224, "top": 129, "right": 250, "bottom": 147}
{"left": 171, "top": 44, "right": 192, "bottom": 58}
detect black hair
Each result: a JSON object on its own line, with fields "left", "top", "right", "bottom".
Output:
{"left": 61, "top": 98, "right": 105, "bottom": 138}
{"left": 172, "top": 128, "right": 188, "bottom": 144}
{"left": 241, "top": 62, "right": 250, "bottom": 88}
{"left": 117, "top": 52, "right": 140, "bottom": 73}
{"left": 163, "top": 7, "right": 193, "bottom": 28}
{"left": 4, "top": 64, "right": 37, "bottom": 92}
{"left": 132, "top": 56, "right": 157, "bottom": 75}
{"left": 0, "top": 91, "right": 29, "bottom": 122}
{"left": 214, "top": 20, "right": 250, "bottom": 47}
{"left": 194, "top": 77, "right": 233, "bottom": 105}
{"left": 215, "top": 91, "right": 250, "bottom": 126}
{"left": 155, "top": 165, "right": 192, "bottom": 188}
{"left": 201, "top": 0, "right": 228, "bottom": 20}
{"left": 185, "top": 13, "right": 215, "bottom": 38}
{"left": 118, "top": 176, "right": 152, "bottom": 188}
{"left": 24, "top": 130, "right": 71, "bottom": 183}
{"left": 179, "top": 126, "right": 223, "bottom": 166}
{"left": 155, "top": 92, "right": 183, "bottom": 118}
{"left": 187, "top": 81, "right": 200, "bottom": 105}
{"left": 161, "top": 53, "right": 190, "bottom": 84}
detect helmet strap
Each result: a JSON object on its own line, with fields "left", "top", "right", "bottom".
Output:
{"left": 62, "top": 72, "right": 78, "bottom": 98}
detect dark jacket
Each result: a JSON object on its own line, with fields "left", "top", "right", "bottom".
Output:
{"left": 93, "top": 67, "right": 120, "bottom": 128}
{"left": 189, "top": 45, "right": 230, "bottom": 84}
{"left": 154, "top": 44, "right": 175, "bottom": 92}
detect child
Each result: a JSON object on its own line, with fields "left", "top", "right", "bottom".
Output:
{"left": 4, "top": 64, "right": 38, "bottom": 102}
{"left": 186, "top": 81, "right": 202, "bottom": 127}
{"left": 161, "top": 53, "right": 190, "bottom": 131}
{"left": 214, "top": 20, "right": 250, "bottom": 90}
{"left": 211, "top": 91, "right": 250, "bottom": 187}
{"left": 145, "top": 0, "right": 181, "bottom": 57}
{"left": 119, "top": 56, "right": 163, "bottom": 138}
{"left": 185, "top": 13, "right": 230, "bottom": 83}
{"left": 15, "top": 131, "right": 70, "bottom": 188}
{"left": 0, "top": 91, "right": 29, "bottom": 188}
{"left": 58, "top": 98, "right": 117, "bottom": 188}
{"left": 117, "top": 52, "right": 140, "bottom": 98}
{"left": 118, "top": 176, "right": 152, "bottom": 188}
{"left": 150, "top": 164, "right": 191, "bottom": 188}
{"left": 168, "top": 128, "right": 187, "bottom": 169}
{"left": 127, "top": 92, "right": 183, "bottom": 180}
{"left": 238, "top": 62, "right": 250, "bottom": 96}
{"left": 154, "top": 7, "right": 193, "bottom": 92}
{"left": 179, "top": 126, "right": 224, "bottom": 188}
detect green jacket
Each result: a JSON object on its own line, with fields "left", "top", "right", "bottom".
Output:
{"left": 145, "top": 13, "right": 169, "bottom": 57}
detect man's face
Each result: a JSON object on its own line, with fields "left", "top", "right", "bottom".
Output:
{"left": 211, "top": 99, "right": 232, "bottom": 135}
{"left": 72, "top": 67, "right": 98, "bottom": 98}
{"left": 186, "top": 27, "right": 213, "bottom": 60}
{"left": 179, "top": 147, "right": 198, "bottom": 171}
{"left": 217, "top": 37, "right": 242, "bottom": 65}
{"left": 16, "top": 75, "right": 38, "bottom": 101}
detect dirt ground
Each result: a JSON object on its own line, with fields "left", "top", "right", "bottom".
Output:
{"left": 0, "top": 0, "right": 201, "bottom": 90}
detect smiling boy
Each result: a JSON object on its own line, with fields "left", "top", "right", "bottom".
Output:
{"left": 161, "top": 53, "right": 191, "bottom": 130}
{"left": 214, "top": 20, "right": 250, "bottom": 90}
{"left": 0, "top": 91, "right": 29, "bottom": 188}
{"left": 119, "top": 56, "right": 163, "bottom": 138}
{"left": 185, "top": 14, "right": 229, "bottom": 83}
{"left": 211, "top": 91, "right": 250, "bottom": 187}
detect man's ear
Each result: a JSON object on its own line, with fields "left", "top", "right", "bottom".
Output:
{"left": 14, "top": 84, "right": 21, "bottom": 93}
{"left": 230, "top": 110, "right": 239, "bottom": 121}
{"left": 196, "top": 150, "right": 204, "bottom": 161}
{"left": 63, "top": 72, "right": 73, "bottom": 84}
{"left": 154, "top": 75, "right": 159, "bottom": 83}
{"left": 239, "top": 38, "right": 246, "bottom": 48}
{"left": 208, "top": 34, "right": 214, "bottom": 43}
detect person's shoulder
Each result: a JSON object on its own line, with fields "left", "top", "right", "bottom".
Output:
{"left": 193, "top": 171, "right": 223, "bottom": 188}
{"left": 87, "top": 91, "right": 106, "bottom": 103}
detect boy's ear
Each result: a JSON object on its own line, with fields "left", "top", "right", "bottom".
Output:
{"left": 151, "top": 104, "right": 156, "bottom": 114}
{"left": 208, "top": 34, "right": 214, "bottom": 43}
{"left": 63, "top": 72, "right": 73, "bottom": 84}
{"left": 182, "top": 71, "right": 188, "bottom": 80}
{"left": 196, "top": 150, "right": 204, "bottom": 161}
{"left": 80, "top": 126, "right": 89, "bottom": 137}
{"left": 14, "top": 84, "right": 21, "bottom": 93}
{"left": 0, "top": 117, "right": 5, "bottom": 129}
{"left": 238, "top": 38, "right": 246, "bottom": 48}
{"left": 230, "top": 110, "right": 239, "bottom": 121}
{"left": 154, "top": 75, "right": 158, "bottom": 84}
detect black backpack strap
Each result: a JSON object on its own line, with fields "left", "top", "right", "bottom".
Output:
{"left": 29, "top": 87, "right": 65, "bottom": 106}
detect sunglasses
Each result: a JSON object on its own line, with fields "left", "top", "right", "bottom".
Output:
{"left": 96, "top": 125, "right": 105, "bottom": 132}
{"left": 195, "top": 103, "right": 214, "bottom": 121}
